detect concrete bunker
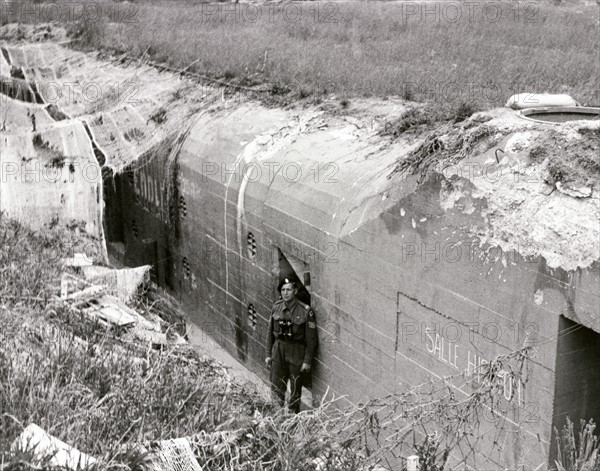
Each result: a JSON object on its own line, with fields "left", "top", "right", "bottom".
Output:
{"left": 103, "top": 100, "right": 600, "bottom": 469}
{"left": 3, "top": 38, "right": 599, "bottom": 470}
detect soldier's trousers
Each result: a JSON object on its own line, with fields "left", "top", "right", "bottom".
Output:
{"left": 270, "top": 340, "right": 305, "bottom": 413}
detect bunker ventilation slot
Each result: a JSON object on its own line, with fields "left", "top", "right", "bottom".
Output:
{"left": 182, "top": 257, "right": 191, "bottom": 279}
{"left": 247, "top": 304, "right": 257, "bottom": 331}
{"left": 179, "top": 195, "right": 187, "bottom": 218}
{"left": 247, "top": 232, "right": 257, "bottom": 259}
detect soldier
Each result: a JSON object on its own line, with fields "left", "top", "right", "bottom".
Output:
{"left": 265, "top": 278, "right": 318, "bottom": 413}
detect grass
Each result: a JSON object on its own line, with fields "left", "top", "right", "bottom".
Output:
{"left": 2, "top": 5, "right": 600, "bottom": 467}
{"left": 554, "top": 418, "right": 600, "bottom": 471}
{"left": 0, "top": 216, "right": 373, "bottom": 470}
{"left": 3, "top": 1, "right": 598, "bottom": 121}
{"left": 62, "top": 0, "right": 600, "bottom": 117}
{"left": 0, "top": 216, "right": 266, "bottom": 468}
{"left": 0, "top": 216, "right": 561, "bottom": 470}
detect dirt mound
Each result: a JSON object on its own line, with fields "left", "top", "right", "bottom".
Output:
{"left": 409, "top": 109, "right": 600, "bottom": 270}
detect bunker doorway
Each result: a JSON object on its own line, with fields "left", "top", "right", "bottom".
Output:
{"left": 549, "top": 315, "right": 600, "bottom": 463}
{"left": 103, "top": 169, "right": 125, "bottom": 246}
{"left": 275, "top": 247, "right": 311, "bottom": 306}
{"left": 274, "top": 246, "right": 313, "bottom": 391}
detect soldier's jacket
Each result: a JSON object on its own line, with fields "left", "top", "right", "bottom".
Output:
{"left": 266, "top": 298, "right": 318, "bottom": 366}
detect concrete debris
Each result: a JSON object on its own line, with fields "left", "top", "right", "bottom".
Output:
{"left": 427, "top": 108, "right": 600, "bottom": 270}
{"left": 59, "top": 270, "right": 182, "bottom": 346}
{"left": 81, "top": 265, "right": 151, "bottom": 302}
{"left": 0, "top": 32, "right": 212, "bottom": 256}
{"left": 406, "top": 455, "right": 420, "bottom": 471}
{"left": 82, "top": 294, "right": 149, "bottom": 327}
{"left": 63, "top": 253, "right": 94, "bottom": 268}
{"left": 556, "top": 181, "right": 593, "bottom": 198}
{"left": 0, "top": 40, "right": 216, "bottom": 170}
{"left": 60, "top": 273, "right": 104, "bottom": 300}
{"left": 11, "top": 423, "right": 97, "bottom": 470}
{"left": 0, "top": 120, "right": 104, "bottom": 239}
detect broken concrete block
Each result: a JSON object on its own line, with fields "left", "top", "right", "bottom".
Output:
{"left": 82, "top": 294, "right": 152, "bottom": 328}
{"left": 556, "top": 181, "right": 593, "bottom": 198}
{"left": 11, "top": 423, "right": 97, "bottom": 470}
{"left": 81, "top": 265, "right": 151, "bottom": 302}
{"left": 63, "top": 253, "right": 94, "bottom": 268}
{"left": 0, "top": 121, "right": 104, "bottom": 239}
{"left": 60, "top": 273, "right": 104, "bottom": 300}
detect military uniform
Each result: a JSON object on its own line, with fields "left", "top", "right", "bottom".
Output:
{"left": 266, "top": 296, "right": 318, "bottom": 413}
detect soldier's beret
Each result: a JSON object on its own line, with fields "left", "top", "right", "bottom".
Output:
{"left": 277, "top": 278, "right": 296, "bottom": 292}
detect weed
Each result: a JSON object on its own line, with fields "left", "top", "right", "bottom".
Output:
{"left": 450, "top": 102, "right": 478, "bottom": 123}
{"left": 381, "top": 107, "right": 432, "bottom": 138}
{"left": 62, "top": 1, "right": 599, "bottom": 111}
{"left": 553, "top": 418, "right": 600, "bottom": 471}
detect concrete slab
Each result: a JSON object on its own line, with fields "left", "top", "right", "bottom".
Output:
{"left": 12, "top": 423, "right": 97, "bottom": 470}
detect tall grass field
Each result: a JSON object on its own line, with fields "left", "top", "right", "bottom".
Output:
{"left": 2, "top": 0, "right": 599, "bottom": 115}
{"left": 80, "top": 0, "right": 600, "bottom": 113}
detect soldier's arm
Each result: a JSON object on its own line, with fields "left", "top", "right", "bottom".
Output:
{"left": 303, "top": 308, "right": 318, "bottom": 365}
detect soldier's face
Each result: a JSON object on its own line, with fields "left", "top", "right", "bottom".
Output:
{"left": 281, "top": 283, "right": 297, "bottom": 302}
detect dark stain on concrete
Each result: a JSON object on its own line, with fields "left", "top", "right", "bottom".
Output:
{"left": 235, "top": 312, "right": 248, "bottom": 362}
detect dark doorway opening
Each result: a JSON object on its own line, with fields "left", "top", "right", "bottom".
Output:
{"left": 275, "top": 248, "right": 311, "bottom": 306}
{"left": 550, "top": 315, "right": 600, "bottom": 463}
{"left": 275, "top": 247, "right": 313, "bottom": 391}
{"left": 103, "top": 170, "right": 125, "bottom": 244}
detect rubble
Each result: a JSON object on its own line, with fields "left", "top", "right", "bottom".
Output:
{"left": 11, "top": 423, "right": 97, "bottom": 470}
{"left": 58, "top": 268, "right": 182, "bottom": 347}
{"left": 81, "top": 264, "right": 151, "bottom": 302}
